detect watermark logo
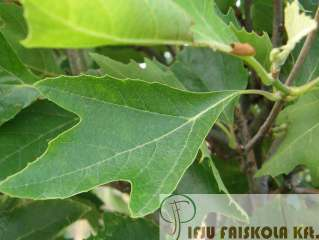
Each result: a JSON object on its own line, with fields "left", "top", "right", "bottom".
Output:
{"left": 160, "top": 194, "right": 196, "bottom": 240}
{"left": 159, "top": 194, "right": 319, "bottom": 240}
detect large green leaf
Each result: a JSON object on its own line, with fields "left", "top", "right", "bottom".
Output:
{"left": 21, "top": 0, "right": 193, "bottom": 48}
{"left": 90, "top": 213, "right": 158, "bottom": 240}
{"left": 257, "top": 89, "right": 319, "bottom": 184}
{"left": 0, "top": 76, "right": 239, "bottom": 217}
{"left": 0, "top": 3, "right": 61, "bottom": 76}
{"left": 173, "top": 0, "right": 238, "bottom": 52}
{"left": 0, "top": 100, "right": 78, "bottom": 182}
{"left": 91, "top": 53, "right": 184, "bottom": 89}
{"left": 0, "top": 33, "right": 39, "bottom": 126}
{"left": 92, "top": 53, "right": 239, "bottom": 194}
{"left": 0, "top": 197, "right": 91, "bottom": 240}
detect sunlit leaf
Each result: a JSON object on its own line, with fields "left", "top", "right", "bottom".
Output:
{"left": 21, "top": 0, "right": 193, "bottom": 48}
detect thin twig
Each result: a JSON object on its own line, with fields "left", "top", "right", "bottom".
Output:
{"left": 245, "top": 101, "right": 282, "bottom": 152}
{"left": 66, "top": 49, "right": 87, "bottom": 75}
{"left": 294, "top": 187, "right": 319, "bottom": 194}
{"left": 245, "top": 7, "right": 319, "bottom": 152}
{"left": 272, "top": 0, "right": 284, "bottom": 47}
{"left": 244, "top": 0, "right": 253, "bottom": 31}
{"left": 237, "top": 106, "right": 259, "bottom": 192}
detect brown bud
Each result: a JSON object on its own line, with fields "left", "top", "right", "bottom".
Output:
{"left": 230, "top": 42, "right": 256, "bottom": 56}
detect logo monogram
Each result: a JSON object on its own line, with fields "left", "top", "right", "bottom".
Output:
{"left": 160, "top": 195, "right": 196, "bottom": 240}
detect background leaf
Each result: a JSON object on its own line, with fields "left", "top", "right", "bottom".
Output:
{"left": 90, "top": 213, "right": 158, "bottom": 240}
{"left": 0, "top": 33, "right": 39, "bottom": 126}
{"left": 175, "top": 157, "right": 221, "bottom": 194}
{"left": 0, "top": 100, "right": 78, "bottom": 182}
{"left": 0, "top": 197, "right": 91, "bottom": 240}
{"left": 289, "top": 35, "right": 319, "bottom": 86}
{"left": 251, "top": 0, "right": 273, "bottom": 35}
{"left": 91, "top": 53, "right": 184, "bottom": 89}
{"left": 0, "top": 33, "right": 38, "bottom": 84}
{"left": 171, "top": 47, "right": 248, "bottom": 92}
{"left": 257, "top": 89, "right": 319, "bottom": 185}
{"left": 171, "top": 47, "right": 248, "bottom": 124}
{"left": 215, "top": 0, "right": 236, "bottom": 13}
{"left": 0, "top": 3, "right": 61, "bottom": 76}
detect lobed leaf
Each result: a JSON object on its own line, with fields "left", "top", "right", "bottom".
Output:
{"left": 0, "top": 76, "right": 240, "bottom": 217}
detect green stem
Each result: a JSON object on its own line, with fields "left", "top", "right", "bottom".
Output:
{"left": 241, "top": 56, "right": 292, "bottom": 95}
{"left": 241, "top": 89, "right": 281, "bottom": 101}
{"left": 290, "top": 76, "right": 319, "bottom": 96}
{"left": 215, "top": 122, "right": 238, "bottom": 149}
{"left": 272, "top": 78, "right": 292, "bottom": 95}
